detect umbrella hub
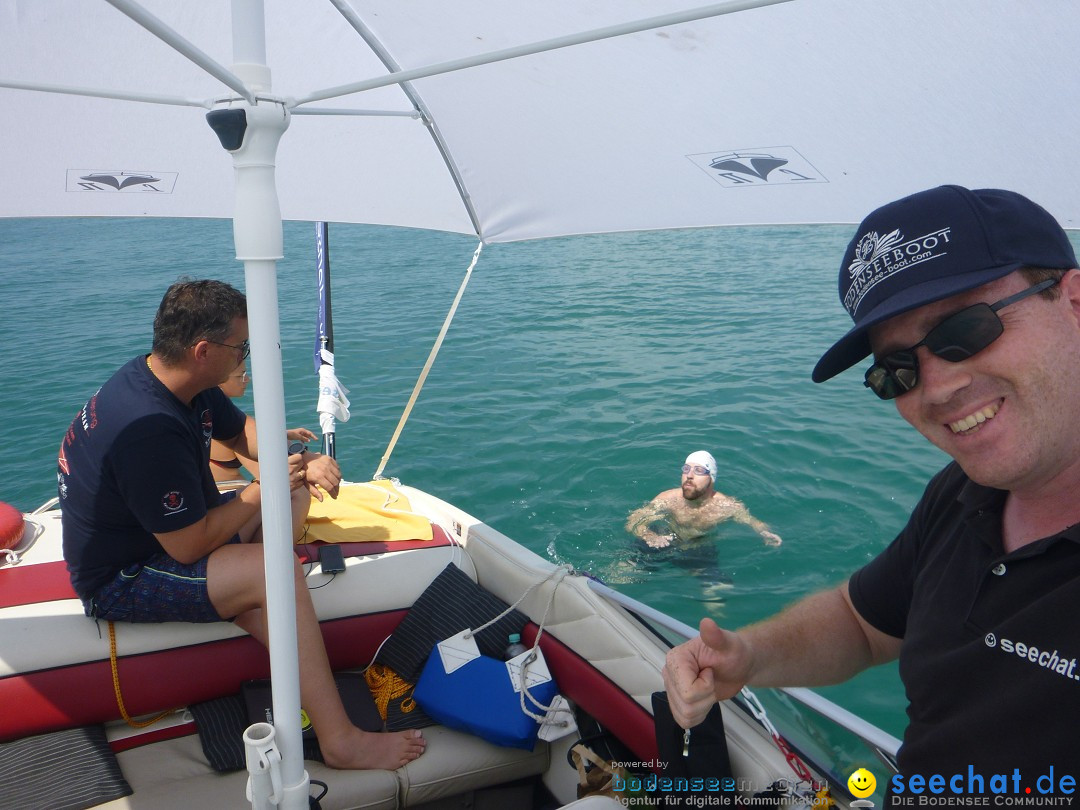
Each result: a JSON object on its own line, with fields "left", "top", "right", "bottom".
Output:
{"left": 206, "top": 98, "right": 290, "bottom": 262}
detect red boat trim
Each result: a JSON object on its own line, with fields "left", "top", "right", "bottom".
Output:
{"left": 294, "top": 522, "right": 453, "bottom": 564}
{"left": 0, "top": 560, "right": 77, "bottom": 607}
{"left": 0, "top": 610, "right": 408, "bottom": 743}
{"left": 109, "top": 720, "right": 197, "bottom": 754}
{"left": 0, "top": 523, "right": 453, "bottom": 608}
{"left": 526, "top": 625, "right": 659, "bottom": 766}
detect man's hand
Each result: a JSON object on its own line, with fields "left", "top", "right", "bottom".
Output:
{"left": 662, "top": 618, "right": 752, "bottom": 728}
{"left": 286, "top": 427, "right": 318, "bottom": 443}
{"left": 760, "top": 530, "right": 782, "bottom": 546}
{"left": 644, "top": 532, "right": 676, "bottom": 548}
{"left": 299, "top": 452, "right": 342, "bottom": 501}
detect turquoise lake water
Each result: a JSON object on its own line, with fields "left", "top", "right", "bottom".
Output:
{"left": 8, "top": 216, "right": 1064, "bottom": 763}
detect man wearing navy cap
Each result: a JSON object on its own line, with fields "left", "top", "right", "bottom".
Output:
{"left": 664, "top": 186, "right": 1080, "bottom": 791}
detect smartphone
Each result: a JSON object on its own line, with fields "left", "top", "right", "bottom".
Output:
{"left": 318, "top": 544, "right": 346, "bottom": 574}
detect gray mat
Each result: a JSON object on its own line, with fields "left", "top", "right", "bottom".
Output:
{"left": 0, "top": 725, "right": 132, "bottom": 810}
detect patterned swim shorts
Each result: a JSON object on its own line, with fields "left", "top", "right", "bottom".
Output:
{"left": 86, "top": 551, "right": 224, "bottom": 623}
{"left": 85, "top": 491, "right": 245, "bottom": 623}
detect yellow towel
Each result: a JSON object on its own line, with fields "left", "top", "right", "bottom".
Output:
{"left": 304, "top": 479, "right": 434, "bottom": 544}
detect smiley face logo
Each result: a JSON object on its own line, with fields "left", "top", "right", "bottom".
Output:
{"left": 848, "top": 768, "right": 877, "bottom": 798}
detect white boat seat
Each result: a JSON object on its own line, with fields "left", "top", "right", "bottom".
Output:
{"left": 394, "top": 725, "right": 548, "bottom": 806}
{"left": 98, "top": 730, "right": 400, "bottom": 810}
{"left": 96, "top": 720, "right": 547, "bottom": 809}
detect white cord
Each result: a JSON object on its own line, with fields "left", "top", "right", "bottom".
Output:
{"left": 373, "top": 241, "right": 483, "bottom": 479}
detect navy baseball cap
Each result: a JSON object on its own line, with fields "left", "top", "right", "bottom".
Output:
{"left": 813, "top": 185, "right": 1078, "bottom": 383}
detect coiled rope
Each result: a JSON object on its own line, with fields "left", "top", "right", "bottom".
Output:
{"left": 364, "top": 663, "right": 417, "bottom": 720}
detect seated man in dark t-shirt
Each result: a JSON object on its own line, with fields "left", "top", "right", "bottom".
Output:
{"left": 661, "top": 187, "right": 1080, "bottom": 792}
{"left": 58, "top": 278, "right": 425, "bottom": 771}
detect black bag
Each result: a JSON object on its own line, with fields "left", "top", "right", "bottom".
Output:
{"left": 652, "top": 690, "right": 736, "bottom": 807}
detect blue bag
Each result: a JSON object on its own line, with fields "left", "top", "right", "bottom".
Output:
{"left": 413, "top": 643, "right": 558, "bottom": 750}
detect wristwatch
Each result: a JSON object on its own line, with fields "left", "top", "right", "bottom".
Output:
{"left": 287, "top": 440, "right": 307, "bottom": 456}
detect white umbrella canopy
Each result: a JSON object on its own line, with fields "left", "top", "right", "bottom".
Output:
{"left": 3, "top": 2, "right": 1079, "bottom": 807}
{"left": 3, "top": 1, "right": 1079, "bottom": 237}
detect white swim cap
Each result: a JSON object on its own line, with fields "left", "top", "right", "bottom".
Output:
{"left": 684, "top": 451, "right": 717, "bottom": 482}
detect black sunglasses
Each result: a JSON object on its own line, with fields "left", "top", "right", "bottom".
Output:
{"left": 864, "top": 277, "right": 1059, "bottom": 400}
{"left": 207, "top": 338, "right": 251, "bottom": 361}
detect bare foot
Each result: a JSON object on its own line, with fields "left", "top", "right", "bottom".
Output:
{"left": 321, "top": 727, "right": 426, "bottom": 770}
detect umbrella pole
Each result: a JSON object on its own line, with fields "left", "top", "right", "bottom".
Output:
{"left": 243, "top": 254, "right": 310, "bottom": 810}
{"left": 217, "top": 3, "right": 309, "bottom": 807}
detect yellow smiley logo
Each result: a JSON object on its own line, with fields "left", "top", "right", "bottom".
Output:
{"left": 848, "top": 768, "right": 876, "bottom": 798}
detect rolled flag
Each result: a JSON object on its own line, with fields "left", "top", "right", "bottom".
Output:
{"left": 317, "top": 349, "right": 351, "bottom": 437}
{"left": 314, "top": 221, "right": 347, "bottom": 458}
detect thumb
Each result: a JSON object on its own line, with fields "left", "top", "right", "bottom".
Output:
{"left": 697, "top": 617, "right": 751, "bottom": 699}
{"left": 699, "top": 617, "right": 733, "bottom": 651}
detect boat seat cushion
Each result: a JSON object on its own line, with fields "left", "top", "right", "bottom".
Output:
{"left": 98, "top": 722, "right": 546, "bottom": 809}
{"left": 393, "top": 725, "right": 548, "bottom": 807}
{"left": 373, "top": 563, "right": 530, "bottom": 730}
{"left": 376, "top": 563, "right": 529, "bottom": 684}
{"left": 102, "top": 730, "right": 400, "bottom": 810}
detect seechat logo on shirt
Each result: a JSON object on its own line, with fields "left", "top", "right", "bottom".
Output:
{"left": 984, "top": 633, "right": 1080, "bottom": 683}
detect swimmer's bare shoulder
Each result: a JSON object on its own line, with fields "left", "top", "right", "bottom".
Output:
{"left": 707, "top": 491, "right": 745, "bottom": 516}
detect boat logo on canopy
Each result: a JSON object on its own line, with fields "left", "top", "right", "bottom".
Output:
{"left": 66, "top": 170, "right": 178, "bottom": 194}
{"left": 686, "top": 146, "right": 826, "bottom": 187}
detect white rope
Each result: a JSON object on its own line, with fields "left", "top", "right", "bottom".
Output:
{"left": 373, "top": 241, "right": 483, "bottom": 480}
{"left": 464, "top": 563, "right": 572, "bottom": 638}
{"left": 459, "top": 564, "right": 576, "bottom": 725}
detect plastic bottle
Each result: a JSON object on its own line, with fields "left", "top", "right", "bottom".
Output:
{"left": 504, "top": 632, "right": 528, "bottom": 660}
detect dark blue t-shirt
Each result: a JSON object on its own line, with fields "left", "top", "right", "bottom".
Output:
{"left": 58, "top": 355, "right": 247, "bottom": 599}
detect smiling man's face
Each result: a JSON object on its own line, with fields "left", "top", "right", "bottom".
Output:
{"left": 872, "top": 271, "right": 1080, "bottom": 496}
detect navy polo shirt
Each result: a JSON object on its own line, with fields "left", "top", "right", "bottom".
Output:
{"left": 58, "top": 355, "right": 246, "bottom": 600}
{"left": 850, "top": 462, "right": 1080, "bottom": 788}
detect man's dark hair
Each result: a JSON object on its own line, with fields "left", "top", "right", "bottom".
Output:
{"left": 152, "top": 278, "right": 247, "bottom": 364}
{"left": 1020, "top": 266, "right": 1069, "bottom": 299}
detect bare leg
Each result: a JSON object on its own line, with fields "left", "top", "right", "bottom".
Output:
{"left": 208, "top": 543, "right": 425, "bottom": 769}
{"left": 241, "top": 485, "right": 312, "bottom": 544}
{"left": 291, "top": 484, "right": 312, "bottom": 542}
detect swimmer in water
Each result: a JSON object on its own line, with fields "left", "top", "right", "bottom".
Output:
{"left": 626, "top": 451, "right": 782, "bottom": 548}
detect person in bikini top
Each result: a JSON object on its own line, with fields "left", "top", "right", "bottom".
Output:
{"left": 209, "top": 362, "right": 318, "bottom": 483}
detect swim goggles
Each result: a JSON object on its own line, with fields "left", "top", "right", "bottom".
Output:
{"left": 864, "top": 277, "right": 1059, "bottom": 400}
{"left": 681, "top": 464, "right": 711, "bottom": 476}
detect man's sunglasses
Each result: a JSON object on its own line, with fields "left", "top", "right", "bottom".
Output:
{"left": 207, "top": 338, "right": 251, "bottom": 361}
{"left": 864, "top": 277, "right": 1059, "bottom": 400}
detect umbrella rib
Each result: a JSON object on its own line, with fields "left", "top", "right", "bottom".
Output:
{"left": 0, "top": 80, "right": 207, "bottom": 108}
{"left": 296, "top": 0, "right": 793, "bottom": 106}
{"left": 291, "top": 107, "right": 420, "bottom": 118}
{"left": 326, "top": 0, "right": 484, "bottom": 238}
{"left": 104, "top": 0, "right": 255, "bottom": 104}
